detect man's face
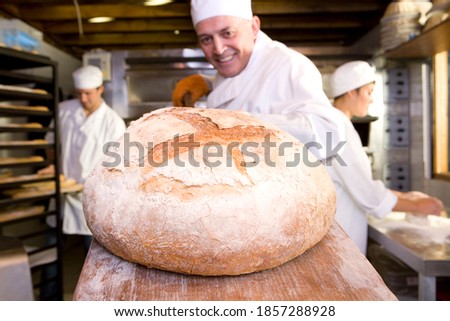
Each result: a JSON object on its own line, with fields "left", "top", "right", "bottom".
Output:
{"left": 195, "top": 15, "right": 260, "bottom": 78}
{"left": 352, "top": 83, "right": 375, "bottom": 118}
{"left": 76, "top": 86, "right": 103, "bottom": 114}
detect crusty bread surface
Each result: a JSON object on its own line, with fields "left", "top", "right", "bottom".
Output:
{"left": 83, "top": 107, "right": 336, "bottom": 276}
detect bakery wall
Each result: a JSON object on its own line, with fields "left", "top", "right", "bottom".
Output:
{"left": 38, "top": 42, "right": 81, "bottom": 101}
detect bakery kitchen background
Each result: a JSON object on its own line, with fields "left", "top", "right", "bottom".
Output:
{"left": 1, "top": 0, "right": 450, "bottom": 304}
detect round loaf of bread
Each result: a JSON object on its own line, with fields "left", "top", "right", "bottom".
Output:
{"left": 83, "top": 107, "right": 336, "bottom": 276}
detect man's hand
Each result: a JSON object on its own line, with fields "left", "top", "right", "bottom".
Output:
{"left": 393, "top": 190, "right": 444, "bottom": 215}
{"left": 172, "top": 74, "right": 210, "bottom": 107}
{"left": 404, "top": 191, "right": 444, "bottom": 215}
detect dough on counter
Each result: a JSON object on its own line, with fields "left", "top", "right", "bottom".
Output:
{"left": 405, "top": 212, "right": 430, "bottom": 226}
{"left": 83, "top": 107, "right": 336, "bottom": 276}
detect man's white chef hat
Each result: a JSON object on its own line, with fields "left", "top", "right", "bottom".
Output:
{"left": 191, "top": 0, "right": 253, "bottom": 26}
{"left": 72, "top": 65, "right": 103, "bottom": 89}
{"left": 330, "top": 61, "right": 376, "bottom": 98}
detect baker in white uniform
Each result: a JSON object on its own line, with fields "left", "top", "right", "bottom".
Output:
{"left": 172, "top": 0, "right": 345, "bottom": 161}
{"left": 328, "top": 60, "right": 444, "bottom": 254}
{"left": 40, "top": 65, "right": 126, "bottom": 250}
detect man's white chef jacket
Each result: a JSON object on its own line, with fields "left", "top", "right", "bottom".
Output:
{"left": 325, "top": 110, "right": 397, "bottom": 254}
{"left": 47, "top": 99, "right": 126, "bottom": 235}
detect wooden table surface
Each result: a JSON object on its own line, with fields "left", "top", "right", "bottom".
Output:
{"left": 74, "top": 221, "right": 397, "bottom": 301}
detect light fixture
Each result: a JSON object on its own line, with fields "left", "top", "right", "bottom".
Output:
{"left": 143, "top": 0, "right": 174, "bottom": 6}
{"left": 88, "top": 17, "right": 115, "bottom": 23}
{"left": 174, "top": 30, "right": 180, "bottom": 35}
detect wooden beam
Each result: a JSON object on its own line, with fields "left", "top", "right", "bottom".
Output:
{"left": 57, "top": 31, "right": 198, "bottom": 46}
{"left": 13, "top": 1, "right": 387, "bottom": 21}
{"left": 43, "top": 18, "right": 194, "bottom": 34}
{"left": 252, "top": 1, "right": 387, "bottom": 15}
{"left": 0, "top": 4, "right": 21, "bottom": 17}
{"left": 0, "top": 0, "right": 390, "bottom": 57}
{"left": 4, "top": 0, "right": 152, "bottom": 3}
{"left": 41, "top": 15, "right": 371, "bottom": 35}
{"left": 259, "top": 14, "right": 375, "bottom": 29}
{"left": 12, "top": 4, "right": 191, "bottom": 20}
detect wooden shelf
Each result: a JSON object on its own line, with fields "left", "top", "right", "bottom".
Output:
{"left": 383, "top": 19, "right": 450, "bottom": 59}
{"left": 0, "top": 206, "right": 46, "bottom": 224}
{"left": 0, "top": 126, "right": 51, "bottom": 133}
{"left": 0, "top": 48, "right": 63, "bottom": 300}
{"left": 0, "top": 193, "right": 56, "bottom": 207}
{"left": 0, "top": 47, "right": 54, "bottom": 70}
{"left": 0, "top": 174, "right": 55, "bottom": 189}
{"left": 0, "top": 70, "right": 52, "bottom": 85}
{"left": 0, "top": 105, "right": 52, "bottom": 116}
{"left": 0, "top": 142, "right": 53, "bottom": 150}
{"left": 0, "top": 88, "right": 52, "bottom": 101}
{"left": 0, "top": 160, "right": 49, "bottom": 169}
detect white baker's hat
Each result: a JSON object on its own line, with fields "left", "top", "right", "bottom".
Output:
{"left": 191, "top": 0, "right": 253, "bottom": 26}
{"left": 72, "top": 65, "right": 103, "bottom": 89}
{"left": 330, "top": 61, "right": 376, "bottom": 98}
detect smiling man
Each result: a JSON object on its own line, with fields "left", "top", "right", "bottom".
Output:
{"left": 194, "top": 8, "right": 257, "bottom": 78}
{"left": 173, "top": 0, "right": 346, "bottom": 162}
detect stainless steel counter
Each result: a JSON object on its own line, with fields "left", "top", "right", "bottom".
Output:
{"left": 369, "top": 212, "right": 450, "bottom": 300}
